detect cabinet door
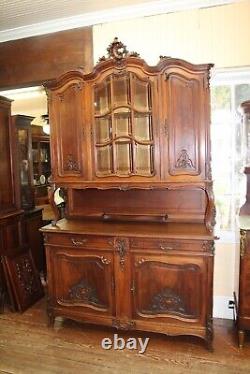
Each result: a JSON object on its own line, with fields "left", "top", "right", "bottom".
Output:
{"left": 50, "top": 80, "right": 88, "bottom": 182}
{"left": 91, "top": 71, "right": 160, "bottom": 182}
{"left": 131, "top": 254, "right": 206, "bottom": 323}
{"left": 239, "top": 256, "right": 250, "bottom": 319}
{"left": 161, "top": 68, "right": 208, "bottom": 181}
{"left": 48, "top": 247, "right": 114, "bottom": 317}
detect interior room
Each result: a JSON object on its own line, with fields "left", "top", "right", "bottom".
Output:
{"left": 1, "top": 1, "right": 250, "bottom": 373}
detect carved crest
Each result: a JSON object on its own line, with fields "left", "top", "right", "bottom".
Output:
{"left": 99, "top": 37, "right": 140, "bottom": 62}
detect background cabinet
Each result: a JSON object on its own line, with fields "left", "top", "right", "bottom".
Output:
{"left": 31, "top": 125, "right": 51, "bottom": 205}
{"left": 0, "top": 99, "right": 44, "bottom": 313}
{"left": 12, "top": 115, "right": 35, "bottom": 210}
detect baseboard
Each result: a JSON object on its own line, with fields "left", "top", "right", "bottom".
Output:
{"left": 213, "top": 296, "right": 234, "bottom": 319}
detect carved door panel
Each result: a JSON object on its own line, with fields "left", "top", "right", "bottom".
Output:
{"left": 51, "top": 248, "right": 114, "bottom": 316}
{"left": 131, "top": 254, "right": 206, "bottom": 323}
{"left": 161, "top": 68, "right": 208, "bottom": 181}
{"left": 49, "top": 79, "right": 88, "bottom": 182}
{"left": 90, "top": 70, "right": 160, "bottom": 182}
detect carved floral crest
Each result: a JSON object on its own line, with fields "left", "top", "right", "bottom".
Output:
{"left": 98, "top": 37, "right": 140, "bottom": 62}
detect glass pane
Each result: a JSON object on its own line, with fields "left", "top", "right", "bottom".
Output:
{"left": 115, "top": 142, "right": 131, "bottom": 175}
{"left": 133, "top": 75, "right": 151, "bottom": 111}
{"left": 134, "top": 114, "right": 152, "bottom": 141}
{"left": 113, "top": 74, "right": 130, "bottom": 107}
{"left": 18, "top": 129, "right": 29, "bottom": 186}
{"left": 94, "top": 78, "right": 111, "bottom": 115}
{"left": 96, "top": 146, "right": 112, "bottom": 175}
{"left": 211, "top": 86, "right": 231, "bottom": 111}
{"left": 135, "top": 144, "right": 153, "bottom": 175}
{"left": 114, "top": 112, "right": 131, "bottom": 137}
{"left": 95, "top": 117, "right": 111, "bottom": 143}
{"left": 235, "top": 84, "right": 250, "bottom": 109}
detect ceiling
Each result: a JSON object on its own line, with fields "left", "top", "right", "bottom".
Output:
{"left": 0, "top": 0, "right": 154, "bottom": 31}
{"left": 0, "top": 0, "right": 237, "bottom": 42}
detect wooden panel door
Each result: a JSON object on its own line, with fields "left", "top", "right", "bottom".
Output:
{"left": 161, "top": 68, "right": 208, "bottom": 182}
{"left": 49, "top": 79, "right": 88, "bottom": 183}
{"left": 48, "top": 247, "right": 115, "bottom": 317}
{"left": 131, "top": 253, "right": 206, "bottom": 324}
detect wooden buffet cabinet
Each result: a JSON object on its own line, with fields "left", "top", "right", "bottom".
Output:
{"left": 41, "top": 38, "right": 216, "bottom": 349}
{"left": 237, "top": 101, "right": 250, "bottom": 348}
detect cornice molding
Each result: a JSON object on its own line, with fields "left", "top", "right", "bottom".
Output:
{"left": 0, "top": 0, "right": 237, "bottom": 42}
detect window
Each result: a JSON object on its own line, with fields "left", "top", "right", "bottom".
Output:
{"left": 211, "top": 69, "right": 250, "bottom": 234}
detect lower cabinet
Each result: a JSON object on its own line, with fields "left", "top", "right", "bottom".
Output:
{"left": 43, "top": 230, "right": 214, "bottom": 349}
{"left": 237, "top": 225, "right": 250, "bottom": 348}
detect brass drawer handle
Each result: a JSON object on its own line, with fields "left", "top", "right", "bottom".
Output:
{"left": 71, "top": 238, "right": 87, "bottom": 246}
{"left": 159, "top": 244, "right": 174, "bottom": 251}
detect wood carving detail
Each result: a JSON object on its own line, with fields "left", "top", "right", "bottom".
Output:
{"left": 240, "top": 229, "right": 247, "bottom": 258}
{"left": 68, "top": 278, "right": 105, "bottom": 307}
{"left": 15, "top": 254, "right": 40, "bottom": 298}
{"left": 112, "top": 318, "right": 136, "bottom": 330}
{"left": 202, "top": 241, "right": 215, "bottom": 255}
{"left": 146, "top": 287, "right": 188, "bottom": 315}
{"left": 175, "top": 149, "right": 194, "bottom": 169}
{"left": 64, "top": 154, "right": 80, "bottom": 172}
{"left": 113, "top": 237, "right": 129, "bottom": 270}
{"left": 99, "top": 37, "right": 140, "bottom": 62}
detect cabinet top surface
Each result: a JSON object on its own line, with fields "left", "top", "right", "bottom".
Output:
{"left": 41, "top": 218, "right": 214, "bottom": 240}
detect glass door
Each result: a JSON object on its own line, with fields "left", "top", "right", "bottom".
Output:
{"left": 93, "top": 72, "right": 155, "bottom": 178}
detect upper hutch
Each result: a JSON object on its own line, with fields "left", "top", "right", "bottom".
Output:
{"left": 42, "top": 38, "right": 215, "bottom": 349}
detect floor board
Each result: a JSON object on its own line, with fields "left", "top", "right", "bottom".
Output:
{"left": 0, "top": 298, "right": 250, "bottom": 373}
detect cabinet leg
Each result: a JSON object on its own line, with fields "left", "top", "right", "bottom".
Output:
{"left": 47, "top": 310, "right": 55, "bottom": 327}
{"left": 238, "top": 330, "right": 245, "bottom": 349}
{"left": 0, "top": 290, "right": 4, "bottom": 313}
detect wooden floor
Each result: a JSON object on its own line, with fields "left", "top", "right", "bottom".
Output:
{"left": 1, "top": 298, "right": 250, "bottom": 374}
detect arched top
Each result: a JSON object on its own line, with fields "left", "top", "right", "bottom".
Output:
{"left": 44, "top": 38, "right": 214, "bottom": 90}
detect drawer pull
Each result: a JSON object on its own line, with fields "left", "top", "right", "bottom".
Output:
{"left": 71, "top": 238, "right": 87, "bottom": 246}
{"left": 159, "top": 244, "right": 174, "bottom": 251}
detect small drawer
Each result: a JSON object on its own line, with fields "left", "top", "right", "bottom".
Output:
{"left": 130, "top": 238, "right": 206, "bottom": 253}
{"left": 44, "top": 233, "right": 113, "bottom": 250}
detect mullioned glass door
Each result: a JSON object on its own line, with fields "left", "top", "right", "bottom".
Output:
{"left": 94, "top": 72, "right": 154, "bottom": 177}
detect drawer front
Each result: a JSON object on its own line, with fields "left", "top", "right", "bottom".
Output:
{"left": 130, "top": 238, "right": 210, "bottom": 253}
{"left": 44, "top": 233, "right": 113, "bottom": 250}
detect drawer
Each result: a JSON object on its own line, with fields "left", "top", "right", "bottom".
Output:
{"left": 44, "top": 233, "right": 113, "bottom": 250}
{"left": 130, "top": 238, "right": 208, "bottom": 253}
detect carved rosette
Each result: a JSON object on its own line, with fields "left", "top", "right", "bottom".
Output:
{"left": 145, "top": 287, "right": 188, "bottom": 315}
{"left": 113, "top": 237, "right": 129, "bottom": 270}
{"left": 175, "top": 149, "right": 194, "bottom": 169}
